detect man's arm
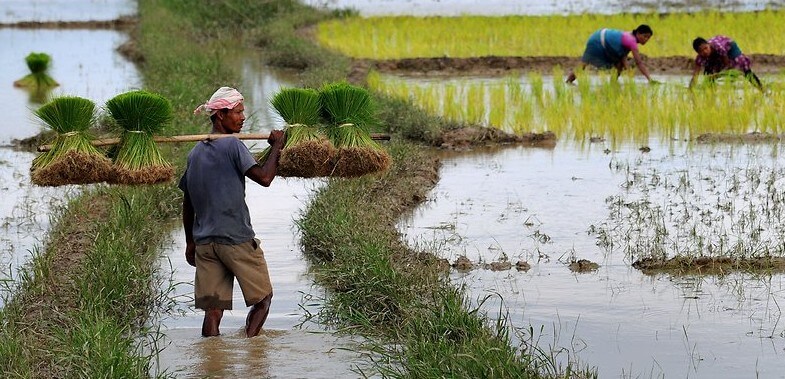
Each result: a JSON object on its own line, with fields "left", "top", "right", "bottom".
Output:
{"left": 246, "top": 129, "right": 286, "bottom": 187}
{"left": 182, "top": 191, "right": 196, "bottom": 267}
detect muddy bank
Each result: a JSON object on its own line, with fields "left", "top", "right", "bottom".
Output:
{"left": 0, "top": 16, "right": 136, "bottom": 30}
{"left": 633, "top": 255, "right": 785, "bottom": 275}
{"left": 696, "top": 131, "right": 783, "bottom": 143}
{"left": 365, "top": 54, "right": 785, "bottom": 77}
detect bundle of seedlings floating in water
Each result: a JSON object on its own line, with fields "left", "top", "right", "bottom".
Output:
{"left": 257, "top": 87, "right": 336, "bottom": 178}
{"left": 13, "top": 52, "right": 59, "bottom": 88}
{"left": 30, "top": 96, "right": 113, "bottom": 186}
{"left": 319, "top": 82, "right": 390, "bottom": 177}
{"left": 105, "top": 90, "right": 174, "bottom": 185}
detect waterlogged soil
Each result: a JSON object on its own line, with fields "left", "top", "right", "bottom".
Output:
{"left": 364, "top": 54, "right": 785, "bottom": 77}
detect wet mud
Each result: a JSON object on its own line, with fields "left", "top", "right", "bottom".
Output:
{"left": 451, "top": 255, "right": 533, "bottom": 272}
{"left": 0, "top": 16, "right": 136, "bottom": 30}
{"left": 363, "top": 54, "right": 785, "bottom": 77}
{"left": 696, "top": 131, "right": 784, "bottom": 143}
{"left": 632, "top": 255, "right": 785, "bottom": 275}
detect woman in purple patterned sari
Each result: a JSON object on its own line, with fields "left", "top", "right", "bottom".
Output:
{"left": 689, "top": 35, "right": 763, "bottom": 90}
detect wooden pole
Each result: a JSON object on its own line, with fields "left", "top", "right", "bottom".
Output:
{"left": 37, "top": 132, "right": 391, "bottom": 152}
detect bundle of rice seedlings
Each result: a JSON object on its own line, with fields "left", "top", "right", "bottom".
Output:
{"left": 256, "top": 87, "right": 336, "bottom": 178}
{"left": 13, "top": 52, "right": 59, "bottom": 88}
{"left": 105, "top": 90, "right": 174, "bottom": 185}
{"left": 319, "top": 82, "right": 390, "bottom": 178}
{"left": 30, "top": 96, "right": 113, "bottom": 186}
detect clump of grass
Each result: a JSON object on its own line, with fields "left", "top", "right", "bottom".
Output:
{"left": 258, "top": 87, "right": 337, "bottom": 177}
{"left": 30, "top": 96, "right": 113, "bottom": 186}
{"left": 14, "top": 52, "right": 59, "bottom": 88}
{"left": 105, "top": 90, "right": 174, "bottom": 185}
{"left": 319, "top": 82, "right": 390, "bottom": 177}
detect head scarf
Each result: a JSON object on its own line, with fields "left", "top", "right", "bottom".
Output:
{"left": 193, "top": 86, "right": 244, "bottom": 116}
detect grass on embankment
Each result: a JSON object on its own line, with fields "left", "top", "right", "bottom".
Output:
{"left": 317, "top": 10, "right": 785, "bottom": 59}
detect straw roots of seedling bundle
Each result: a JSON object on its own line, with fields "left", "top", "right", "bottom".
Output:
{"left": 277, "top": 139, "right": 337, "bottom": 178}
{"left": 331, "top": 146, "right": 391, "bottom": 178}
{"left": 31, "top": 150, "right": 113, "bottom": 186}
{"left": 30, "top": 96, "right": 111, "bottom": 186}
{"left": 105, "top": 90, "right": 174, "bottom": 185}
{"left": 109, "top": 164, "right": 175, "bottom": 185}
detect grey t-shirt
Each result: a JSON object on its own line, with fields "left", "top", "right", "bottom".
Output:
{"left": 179, "top": 136, "right": 258, "bottom": 245}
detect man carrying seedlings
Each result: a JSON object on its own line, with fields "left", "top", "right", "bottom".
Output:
{"left": 566, "top": 24, "right": 657, "bottom": 85}
{"left": 180, "top": 86, "right": 286, "bottom": 338}
{"left": 689, "top": 35, "right": 763, "bottom": 91}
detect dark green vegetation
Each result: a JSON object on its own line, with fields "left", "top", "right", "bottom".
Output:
{"left": 1, "top": 1, "right": 588, "bottom": 377}
{"left": 13, "top": 52, "right": 59, "bottom": 88}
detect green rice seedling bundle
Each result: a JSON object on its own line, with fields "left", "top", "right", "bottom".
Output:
{"left": 257, "top": 87, "right": 336, "bottom": 178}
{"left": 30, "top": 96, "right": 113, "bottom": 186}
{"left": 105, "top": 90, "right": 174, "bottom": 185}
{"left": 319, "top": 82, "right": 390, "bottom": 178}
{"left": 14, "top": 52, "right": 59, "bottom": 88}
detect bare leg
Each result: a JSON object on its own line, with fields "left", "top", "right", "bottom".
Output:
{"left": 245, "top": 293, "right": 273, "bottom": 338}
{"left": 202, "top": 308, "right": 224, "bottom": 337}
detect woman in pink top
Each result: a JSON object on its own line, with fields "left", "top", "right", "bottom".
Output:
{"left": 566, "top": 24, "right": 656, "bottom": 85}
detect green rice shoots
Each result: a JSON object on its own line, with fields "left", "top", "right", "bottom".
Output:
{"left": 30, "top": 96, "right": 112, "bottom": 186}
{"left": 258, "top": 87, "right": 336, "bottom": 177}
{"left": 319, "top": 82, "right": 390, "bottom": 177}
{"left": 105, "top": 90, "right": 174, "bottom": 185}
{"left": 14, "top": 52, "right": 59, "bottom": 88}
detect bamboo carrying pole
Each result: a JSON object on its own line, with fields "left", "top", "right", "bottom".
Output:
{"left": 37, "top": 132, "right": 391, "bottom": 152}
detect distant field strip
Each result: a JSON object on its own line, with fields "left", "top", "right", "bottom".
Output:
{"left": 317, "top": 11, "right": 785, "bottom": 59}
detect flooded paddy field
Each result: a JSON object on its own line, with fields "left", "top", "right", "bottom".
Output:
{"left": 400, "top": 141, "right": 785, "bottom": 378}
{"left": 0, "top": 25, "right": 140, "bottom": 296}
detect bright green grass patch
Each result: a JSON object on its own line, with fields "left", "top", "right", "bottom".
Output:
{"left": 317, "top": 10, "right": 785, "bottom": 59}
{"left": 368, "top": 70, "right": 785, "bottom": 146}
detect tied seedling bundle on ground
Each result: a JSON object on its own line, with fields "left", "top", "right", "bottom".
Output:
{"left": 105, "top": 90, "right": 175, "bottom": 185}
{"left": 257, "top": 87, "right": 336, "bottom": 177}
{"left": 30, "top": 96, "right": 113, "bottom": 186}
{"left": 320, "top": 82, "right": 390, "bottom": 178}
{"left": 14, "top": 52, "right": 59, "bottom": 89}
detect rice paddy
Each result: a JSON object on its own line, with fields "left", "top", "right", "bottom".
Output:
{"left": 368, "top": 70, "right": 785, "bottom": 147}
{"left": 317, "top": 10, "right": 785, "bottom": 59}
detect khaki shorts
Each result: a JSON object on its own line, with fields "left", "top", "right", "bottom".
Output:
{"left": 194, "top": 238, "right": 272, "bottom": 310}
